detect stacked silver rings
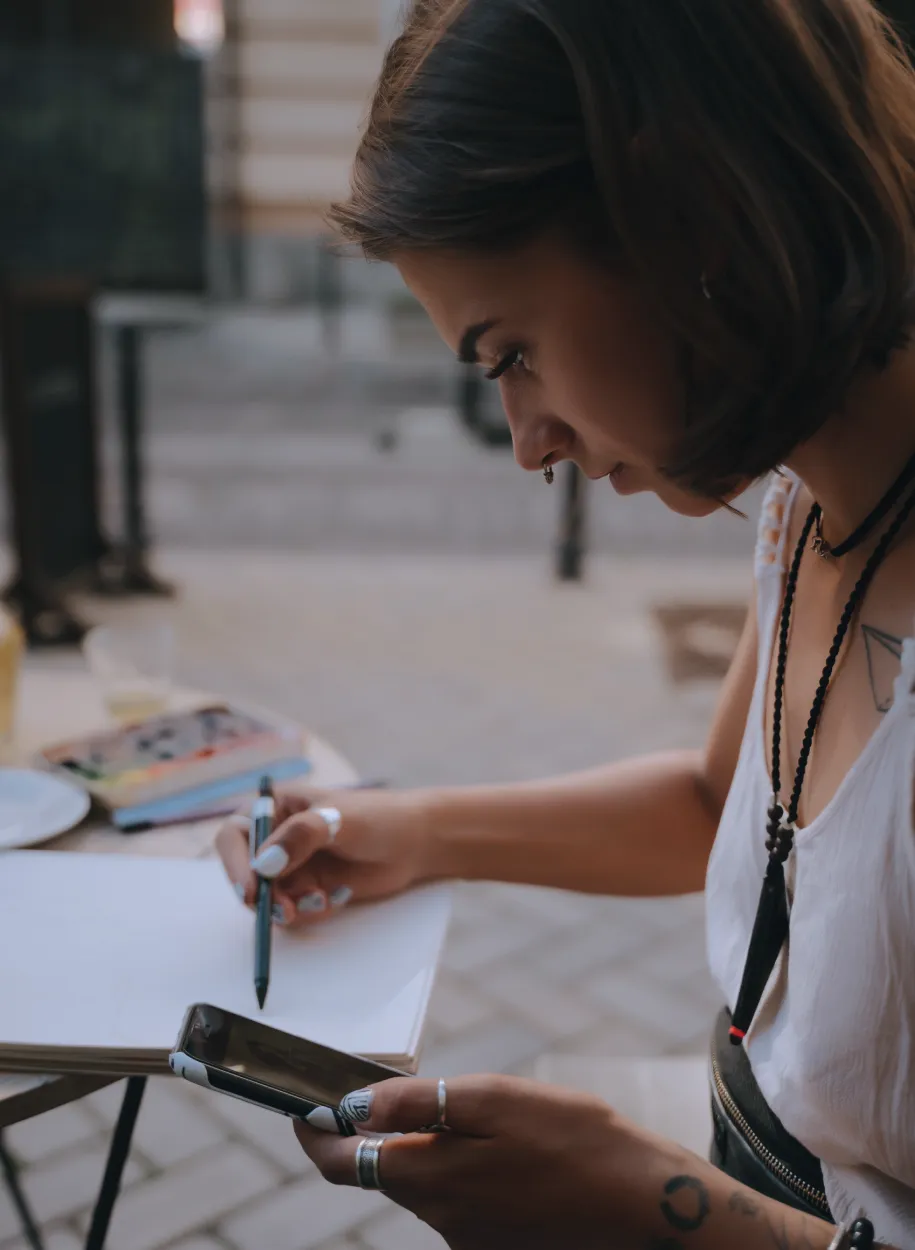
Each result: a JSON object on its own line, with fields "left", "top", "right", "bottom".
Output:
{"left": 354, "top": 1136, "right": 386, "bottom": 1190}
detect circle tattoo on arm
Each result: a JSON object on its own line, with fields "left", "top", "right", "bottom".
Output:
{"left": 660, "top": 1175, "right": 712, "bottom": 1233}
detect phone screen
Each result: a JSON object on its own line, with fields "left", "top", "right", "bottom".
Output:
{"left": 179, "top": 1004, "right": 402, "bottom": 1106}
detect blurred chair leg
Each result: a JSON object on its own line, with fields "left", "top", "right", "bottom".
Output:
{"left": 116, "top": 327, "right": 173, "bottom": 596}
{"left": 316, "top": 238, "right": 343, "bottom": 357}
{"left": 556, "top": 461, "right": 587, "bottom": 581}
{"left": 0, "top": 1132, "right": 45, "bottom": 1250}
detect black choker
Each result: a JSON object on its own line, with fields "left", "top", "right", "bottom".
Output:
{"left": 811, "top": 448, "right": 915, "bottom": 558}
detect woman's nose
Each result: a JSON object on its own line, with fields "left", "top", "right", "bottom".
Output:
{"left": 508, "top": 415, "right": 572, "bottom": 474}
{"left": 499, "top": 387, "right": 572, "bottom": 473}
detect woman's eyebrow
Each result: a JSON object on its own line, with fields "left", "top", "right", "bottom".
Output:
{"left": 457, "top": 319, "right": 501, "bottom": 364}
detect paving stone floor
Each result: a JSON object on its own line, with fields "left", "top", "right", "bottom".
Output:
{"left": 0, "top": 549, "right": 751, "bottom": 1250}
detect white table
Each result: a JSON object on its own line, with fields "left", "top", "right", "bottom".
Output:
{"left": 0, "top": 664, "right": 358, "bottom": 1249}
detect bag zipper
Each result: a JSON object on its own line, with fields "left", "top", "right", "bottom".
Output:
{"left": 710, "top": 1055, "right": 831, "bottom": 1218}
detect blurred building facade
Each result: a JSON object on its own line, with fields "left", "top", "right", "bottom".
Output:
{"left": 207, "top": 0, "right": 402, "bottom": 303}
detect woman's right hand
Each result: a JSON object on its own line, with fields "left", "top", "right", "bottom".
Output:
{"left": 215, "top": 785, "right": 436, "bottom": 927}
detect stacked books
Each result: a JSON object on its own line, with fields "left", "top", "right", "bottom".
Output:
{"left": 38, "top": 704, "right": 312, "bottom": 831}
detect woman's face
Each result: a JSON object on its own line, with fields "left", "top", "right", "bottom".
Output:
{"left": 397, "top": 233, "right": 722, "bottom": 517}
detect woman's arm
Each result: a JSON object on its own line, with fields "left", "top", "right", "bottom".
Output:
{"left": 420, "top": 592, "right": 758, "bottom": 897}
{"left": 642, "top": 1153, "right": 893, "bottom": 1250}
{"left": 297, "top": 1075, "right": 898, "bottom": 1250}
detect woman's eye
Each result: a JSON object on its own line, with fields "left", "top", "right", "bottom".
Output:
{"left": 485, "top": 349, "right": 526, "bottom": 381}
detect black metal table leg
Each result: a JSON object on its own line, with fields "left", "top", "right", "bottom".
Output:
{"left": 0, "top": 1132, "right": 45, "bottom": 1250}
{"left": 84, "top": 1077, "right": 147, "bottom": 1250}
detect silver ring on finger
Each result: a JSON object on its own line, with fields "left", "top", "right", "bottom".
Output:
{"left": 313, "top": 806, "right": 343, "bottom": 844}
{"left": 420, "top": 1077, "right": 450, "bottom": 1134}
{"left": 354, "top": 1135, "right": 386, "bottom": 1191}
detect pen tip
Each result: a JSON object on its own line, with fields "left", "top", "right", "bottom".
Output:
{"left": 255, "top": 981, "right": 268, "bottom": 1009}
{"left": 259, "top": 775, "right": 272, "bottom": 797}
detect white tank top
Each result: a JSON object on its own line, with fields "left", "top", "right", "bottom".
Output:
{"left": 706, "top": 470, "right": 915, "bottom": 1246}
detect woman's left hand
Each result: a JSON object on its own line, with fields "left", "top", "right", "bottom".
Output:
{"left": 293, "top": 1073, "right": 693, "bottom": 1250}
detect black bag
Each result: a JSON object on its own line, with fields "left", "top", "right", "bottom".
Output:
{"left": 709, "top": 1007, "right": 833, "bottom": 1223}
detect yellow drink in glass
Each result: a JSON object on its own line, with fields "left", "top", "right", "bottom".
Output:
{"left": 0, "top": 607, "right": 24, "bottom": 743}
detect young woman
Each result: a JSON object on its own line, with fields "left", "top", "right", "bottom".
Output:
{"left": 217, "top": 2, "right": 915, "bottom": 1245}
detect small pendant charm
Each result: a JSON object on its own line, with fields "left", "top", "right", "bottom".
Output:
{"left": 810, "top": 512, "right": 833, "bottom": 559}
{"left": 542, "top": 462, "right": 554, "bottom": 485}
{"left": 810, "top": 534, "right": 832, "bottom": 559}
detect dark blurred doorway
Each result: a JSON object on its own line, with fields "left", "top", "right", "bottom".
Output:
{"left": 0, "top": 0, "right": 206, "bottom": 644}
{"left": 0, "top": 0, "right": 175, "bottom": 48}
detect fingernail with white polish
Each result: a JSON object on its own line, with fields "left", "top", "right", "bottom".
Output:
{"left": 251, "top": 845, "right": 289, "bottom": 878}
{"left": 234, "top": 882, "right": 246, "bottom": 902}
{"left": 304, "top": 1106, "right": 356, "bottom": 1136}
{"left": 271, "top": 903, "right": 287, "bottom": 926}
{"left": 339, "top": 1088, "right": 373, "bottom": 1122}
{"left": 297, "top": 891, "right": 325, "bottom": 915}
{"left": 329, "top": 886, "right": 353, "bottom": 909}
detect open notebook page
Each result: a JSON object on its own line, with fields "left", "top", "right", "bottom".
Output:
{"left": 0, "top": 852, "right": 452, "bottom": 1069}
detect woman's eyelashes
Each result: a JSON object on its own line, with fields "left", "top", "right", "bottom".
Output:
{"left": 485, "top": 348, "right": 528, "bottom": 381}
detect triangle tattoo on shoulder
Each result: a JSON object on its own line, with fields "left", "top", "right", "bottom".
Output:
{"left": 862, "top": 624, "right": 904, "bottom": 714}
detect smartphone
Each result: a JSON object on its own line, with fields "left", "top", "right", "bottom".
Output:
{"left": 170, "top": 1003, "right": 408, "bottom": 1135}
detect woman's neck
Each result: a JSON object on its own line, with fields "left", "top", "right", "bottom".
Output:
{"left": 785, "top": 338, "right": 915, "bottom": 544}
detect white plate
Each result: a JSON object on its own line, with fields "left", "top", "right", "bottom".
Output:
{"left": 0, "top": 770, "right": 90, "bottom": 850}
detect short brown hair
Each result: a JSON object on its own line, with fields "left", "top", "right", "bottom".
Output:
{"left": 331, "top": 0, "right": 915, "bottom": 497}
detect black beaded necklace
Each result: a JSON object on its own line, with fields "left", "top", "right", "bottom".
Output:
{"left": 729, "top": 476, "right": 915, "bottom": 1046}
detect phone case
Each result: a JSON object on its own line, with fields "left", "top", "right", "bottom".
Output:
{"left": 168, "top": 1048, "right": 357, "bottom": 1135}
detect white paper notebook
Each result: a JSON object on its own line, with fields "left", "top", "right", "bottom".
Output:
{"left": 0, "top": 852, "right": 452, "bottom": 1075}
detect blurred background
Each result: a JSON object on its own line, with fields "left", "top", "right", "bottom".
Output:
{"left": 0, "top": 0, "right": 765, "bottom": 624}
{"left": 0, "top": 2, "right": 871, "bottom": 1249}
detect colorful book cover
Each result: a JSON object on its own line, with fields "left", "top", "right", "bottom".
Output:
{"left": 113, "top": 757, "right": 313, "bottom": 830}
{"left": 40, "top": 705, "right": 304, "bottom": 808}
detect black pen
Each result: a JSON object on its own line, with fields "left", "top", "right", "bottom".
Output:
{"left": 252, "top": 776, "right": 275, "bottom": 1009}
